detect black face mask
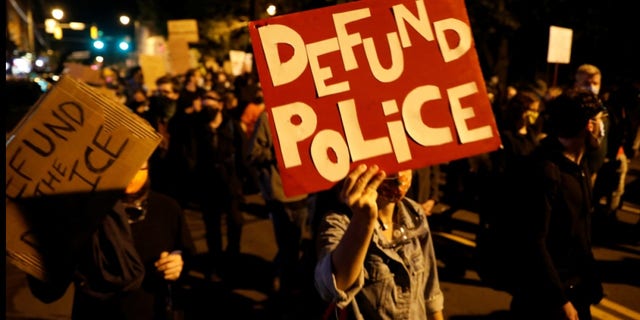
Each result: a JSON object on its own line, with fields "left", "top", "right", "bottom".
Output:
{"left": 202, "top": 107, "right": 220, "bottom": 122}
{"left": 116, "top": 179, "right": 150, "bottom": 224}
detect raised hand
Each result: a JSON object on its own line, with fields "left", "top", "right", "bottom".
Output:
{"left": 340, "top": 164, "right": 386, "bottom": 222}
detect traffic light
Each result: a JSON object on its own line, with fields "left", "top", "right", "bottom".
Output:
{"left": 118, "top": 40, "right": 130, "bottom": 51}
{"left": 90, "top": 25, "right": 99, "bottom": 39}
{"left": 118, "top": 36, "right": 132, "bottom": 52}
{"left": 93, "top": 40, "right": 105, "bottom": 50}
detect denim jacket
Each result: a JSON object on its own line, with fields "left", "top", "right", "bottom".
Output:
{"left": 315, "top": 198, "right": 444, "bottom": 319}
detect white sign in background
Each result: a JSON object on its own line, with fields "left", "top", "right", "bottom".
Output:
{"left": 547, "top": 25, "right": 573, "bottom": 64}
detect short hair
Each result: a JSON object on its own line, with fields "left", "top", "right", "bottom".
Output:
{"left": 155, "top": 75, "right": 172, "bottom": 86}
{"left": 575, "top": 64, "right": 601, "bottom": 85}
{"left": 183, "top": 68, "right": 200, "bottom": 84}
{"left": 545, "top": 88, "right": 606, "bottom": 138}
{"left": 575, "top": 64, "right": 601, "bottom": 77}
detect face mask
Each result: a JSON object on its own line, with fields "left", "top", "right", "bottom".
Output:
{"left": 120, "top": 172, "right": 150, "bottom": 224}
{"left": 202, "top": 106, "right": 220, "bottom": 122}
{"left": 377, "top": 170, "right": 412, "bottom": 203}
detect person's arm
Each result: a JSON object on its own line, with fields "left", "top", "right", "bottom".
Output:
{"left": 330, "top": 164, "right": 385, "bottom": 290}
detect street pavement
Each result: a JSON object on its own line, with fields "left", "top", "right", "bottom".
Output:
{"left": 6, "top": 157, "right": 640, "bottom": 320}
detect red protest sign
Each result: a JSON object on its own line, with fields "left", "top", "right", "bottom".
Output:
{"left": 249, "top": 0, "right": 501, "bottom": 197}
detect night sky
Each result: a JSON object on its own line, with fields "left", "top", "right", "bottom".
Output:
{"left": 34, "top": 0, "right": 639, "bottom": 85}
{"left": 42, "top": 0, "right": 139, "bottom": 35}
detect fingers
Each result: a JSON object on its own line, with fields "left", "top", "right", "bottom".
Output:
{"left": 341, "top": 164, "right": 368, "bottom": 202}
{"left": 162, "top": 262, "right": 183, "bottom": 280}
{"left": 365, "top": 167, "right": 386, "bottom": 193}
{"left": 341, "top": 164, "right": 385, "bottom": 204}
{"left": 155, "top": 253, "right": 184, "bottom": 280}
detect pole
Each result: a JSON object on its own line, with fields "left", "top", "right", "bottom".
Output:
{"left": 26, "top": 0, "right": 35, "bottom": 52}
{"left": 552, "top": 63, "right": 559, "bottom": 87}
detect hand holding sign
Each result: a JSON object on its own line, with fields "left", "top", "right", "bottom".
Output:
{"left": 6, "top": 76, "right": 162, "bottom": 280}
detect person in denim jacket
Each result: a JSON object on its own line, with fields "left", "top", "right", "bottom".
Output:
{"left": 314, "top": 165, "right": 444, "bottom": 319}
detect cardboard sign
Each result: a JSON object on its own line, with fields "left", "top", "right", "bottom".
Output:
{"left": 547, "top": 26, "right": 573, "bottom": 64}
{"left": 5, "top": 76, "right": 162, "bottom": 279}
{"left": 139, "top": 54, "right": 168, "bottom": 92}
{"left": 168, "top": 19, "right": 199, "bottom": 43}
{"left": 168, "top": 39, "right": 193, "bottom": 75}
{"left": 249, "top": 0, "right": 500, "bottom": 196}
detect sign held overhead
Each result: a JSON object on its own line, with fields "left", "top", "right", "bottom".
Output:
{"left": 547, "top": 25, "right": 573, "bottom": 64}
{"left": 249, "top": 0, "right": 501, "bottom": 197}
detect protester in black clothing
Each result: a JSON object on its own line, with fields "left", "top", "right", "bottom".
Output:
{"left": 248, "top": 110, "right": 311, "bottom": 296}
{"left": 476, "top": 90, "right": 543, "bottom": 290}
{"left": 176, "top": 68, "right": 205, "bottom": 115}
{"left": 165, "top": 85, "right": 201, "bottom": 208}
{"left": 25, "top": 162, "right": 193, "bottom": 320}
{"left": 146, "top": 94, "right": 178, "bottom": 196}
{"left": 591, "top": 79, "right": 639, "bottom": 235}
{"left": 124, "top": 66, "right": 146, "bottom": 105}
{"left": 510, "top": 88, "right": 606, "bottom": 320}
{"left": 193, "top": 90, "right": 249, "bottom": 280}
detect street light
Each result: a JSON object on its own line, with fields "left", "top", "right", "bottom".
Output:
{"left": 119, "top": 15, "right": 131, "bottom": 26}
{"left": 52, "top": 8, "right": 64, "bottom": 20}
{"left": 68, "top": 22, "right": 86, "bottom": 31}
{"left": 266, "top": 4, "right": 277, "bottom": 16}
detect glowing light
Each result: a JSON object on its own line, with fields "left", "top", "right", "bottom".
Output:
{"left": 35, "top": 59, "right": 45, "bottom": 67}
{"left": 95, "top": 56, "right": 104, "bottom": 63}
{"left": 54, "top": 26, "right": 63, "bottom": 40}
{"left": 52, "top": 8, "right": 64, "bottom": 20}
{"left": 69, "top": 22, "right": 86, "bottom": 30}
{"left": 90, "top": 25, "right": 98, "bottom": 39}
{"left": 266, "top": 4, "right": 277, "bottom": 16}
{"left": 12, "top": 58, "right": 32, "bottom": 74}
{"left": 93, "top": 40, "right": 105, "bottom": 50}
{"left": 45, "top": 19, "right": 57, "bottom": 33}
{"left": 119, "top": 15, "right": 131, "bottom": 25}
{"left": 118, "top": 41, "right": 130, "bottom": 51}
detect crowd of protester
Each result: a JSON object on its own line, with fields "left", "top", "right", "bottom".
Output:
{"left": 7, "top": 60, "right": 640, "bottom": 319}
